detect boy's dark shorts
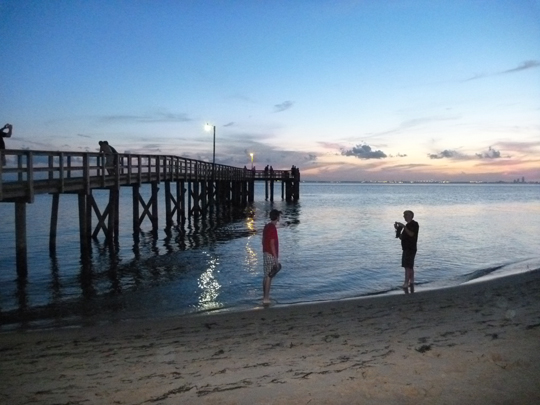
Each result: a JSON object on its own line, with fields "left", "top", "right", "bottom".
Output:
{"left": 402, "top": 249, "right": 417, "bottom": 268}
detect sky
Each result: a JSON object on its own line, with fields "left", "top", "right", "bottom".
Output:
{"left": 1, "top": 0, "right": 539, "bottom": 182}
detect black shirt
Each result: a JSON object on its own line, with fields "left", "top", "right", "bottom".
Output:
{"left": 401, "top": 220, "right": 419, "bottom": 251}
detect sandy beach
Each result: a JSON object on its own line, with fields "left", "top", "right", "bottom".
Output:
{"left": 1, "top": 270, "right": 540, "bottom": 405}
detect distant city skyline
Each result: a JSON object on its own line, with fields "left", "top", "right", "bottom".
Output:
{"left": 1, "top": 0, "right": 539, "bottom": 182}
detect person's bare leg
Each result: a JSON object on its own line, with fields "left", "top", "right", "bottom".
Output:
{"left": 403, "top": 268, "right": 409, "bottom": 288}
{"left": 408, "top": 267, "right": 414, "bottom": 286}
{"left": 263, "top": 276, "right": 272, "bottom": 304}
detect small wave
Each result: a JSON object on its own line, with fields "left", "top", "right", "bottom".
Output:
{"left": 460, "top": 257, "right": 540, "bottom": 284}
{"left": 461, "top": 265, "right": 504, "bottom": 282}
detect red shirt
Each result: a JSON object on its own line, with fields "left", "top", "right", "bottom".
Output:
{"left": 262, "top": 223, "right": 279, "bottom": 257}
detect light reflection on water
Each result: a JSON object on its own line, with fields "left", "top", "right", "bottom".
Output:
{"left": 197, "top": 254, "right": 221, "bottom": 311}
{"left": 0, "top": 183, "right": 539, "bottom": 328}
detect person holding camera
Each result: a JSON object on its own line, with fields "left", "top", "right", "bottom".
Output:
{"left": 1, "top": 123, "right": 13, "bottom": 166}
{"left": 394, "top": 210, "right": 419, "bottom": 290}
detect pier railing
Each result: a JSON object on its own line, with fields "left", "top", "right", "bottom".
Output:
{"left": 0, "top": 149, "right": 289, "bottom": 202}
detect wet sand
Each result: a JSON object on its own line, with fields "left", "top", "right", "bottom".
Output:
{"left": 1, "top": 269, "right": 540, "bottom": 405}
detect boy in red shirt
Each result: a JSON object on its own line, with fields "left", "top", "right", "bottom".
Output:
{"left": 262, "top": 209, "right": 281, "bottom": 305}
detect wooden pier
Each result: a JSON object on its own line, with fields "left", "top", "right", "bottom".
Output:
{"left": 0, "top": 149, "right": 300, "bottom": 276}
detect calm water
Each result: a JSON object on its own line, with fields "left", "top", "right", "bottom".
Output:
{"left": 1, "top": 183, "right": 539, "bottom": 329}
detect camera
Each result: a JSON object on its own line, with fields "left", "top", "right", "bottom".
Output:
{"left": 394, "top": 222, "right": 403, "bottom": 238}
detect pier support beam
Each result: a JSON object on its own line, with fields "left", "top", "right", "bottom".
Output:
{"left": 294, "top": 170, "right": 301, "bottom": 201}
{"left": 151, "top": 182, "right": 159, "bottom": 232}
{"left": 269, "top": 180, "right": 274, "bottom": 202}
{"left": 107, "top": 188, "right": 120, "bottom": 245}
{"left": 177, "top": 180, "right": 186, "bottom": 225}
{"left": 132, "top": 184, "right": 140, "bottom": 237}
{"left": 132, "top": 182, "right": 160, "bottom": 233}
{"left": 285, "top": 180, "right": 293, "bottom": 202}
{"left": 165, "top": 181, "right": 174, "bottom": 230}
{"left": 78, "top": 192, "right": 91, "bottom": 262}
{"left": 248, "top": 180, "right": 255, "bottom": 203}
{"left": 49, "top": 193, "right": 59, "bottom": 254}
{"left": 15, "top": 201, "right": 28, "bottom": 278}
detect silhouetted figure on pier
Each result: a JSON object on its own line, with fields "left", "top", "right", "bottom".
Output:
{"left": 1, "top": 123, "right": 13, "bottom": 166}
{"left": 269, "top": 166, "right": 274, "bottom": 177}
{"left": 264, "top": 165, "right": 269, "bottom": 177}
{"left": 99, "top": 141, "right": 118, "bottom": 175}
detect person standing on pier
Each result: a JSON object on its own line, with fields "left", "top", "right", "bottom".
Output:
{"left": 262, "top": 209, "right": 282, "bottom": 305}
{"left": 394, "top": 210, "right": 419, "bottom": 292}
{"left": 99, "top": 140, "right": 118, "bottom": 175}
{"left": 1, "top": 123, "right": 13, "bottom": 166}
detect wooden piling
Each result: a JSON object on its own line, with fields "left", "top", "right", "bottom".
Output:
{"left": 78, "top": 192, "right": 90, "bottom": 262}
{"left": 132, "top": 184, "right": 140, "bottom": 236}
{"left": 151, "top": 182, "right": 159, "bottom": 231}
{"left": 49, "top": 193, "right": 59, "bottom": 254}
{"left": 15, "top": 201, "right": 28, "bottom": 277}
{"left": 177, "top": 180, "right": 185, "bottom": 225}
{"left": 165, "top": 181, "right": 173, "bottom": 230}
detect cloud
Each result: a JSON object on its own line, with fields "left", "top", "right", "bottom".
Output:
{"left": 100, "top": 112, "right": 192, "bottom": 123}
{"left": 475, "top": 146, "right": 501, "bottom": 159}
{"left": 319, "top": 141, "right": 346, "bottom": 150}
{"left": 223, "top": 122, "right": 235, "bottom": 127}
{"left": 273, "top": 100, "right": 294, "bottom": 113}
{"left": 428, "top": 149, "right": 467, "bottom": 159}
{"left": 463, "top": 73, "right": 488, "bottom": 82}
{"left": 501, "top": 60, "right": 540, "bottom": 74}
{"left": 497, "top": 140, "right": 540, "bottom": 153}
{"left": 429, "top": 146, "right": 504, "bottom": 160}
{"left": 464, "top": 60, "right": 540, "bottom": 82}
{"left": 341, "top": 144, "right": 387, "bottom": 159}
{"left": 369, "top": 115, "right": 460, "bottom": 137}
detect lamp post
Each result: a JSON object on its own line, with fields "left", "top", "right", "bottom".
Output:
{"left": 250, "top": 153, "right": 254, "bottom": 170}
{"left": 204, "top": 123, "right": 216, "bottom": 180}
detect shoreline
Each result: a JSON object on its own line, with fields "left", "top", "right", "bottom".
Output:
{"left": 2, "top": 259, "right": 539, "bottom": 332}
{"left": 1, "top": 269, "right": 540, "bottom": 404}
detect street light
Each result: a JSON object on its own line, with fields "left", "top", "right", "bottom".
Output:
{"left": 204, "top": 123, "right": 216, "bottom": 168}
{"left": 250, "top": 153, "right": 254, "bottom": 170}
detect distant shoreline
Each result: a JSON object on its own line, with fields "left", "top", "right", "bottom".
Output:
{"left": 301, "top": 180, "right": 539, "bottom": 184}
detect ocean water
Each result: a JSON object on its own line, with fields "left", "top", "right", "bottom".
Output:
{"left": 1, "top": 183, "right": 539, "bottom": 329}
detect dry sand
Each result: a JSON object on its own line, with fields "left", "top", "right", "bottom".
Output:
{"left": 1, "top": 270, "right": 540, "bottom": 405}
